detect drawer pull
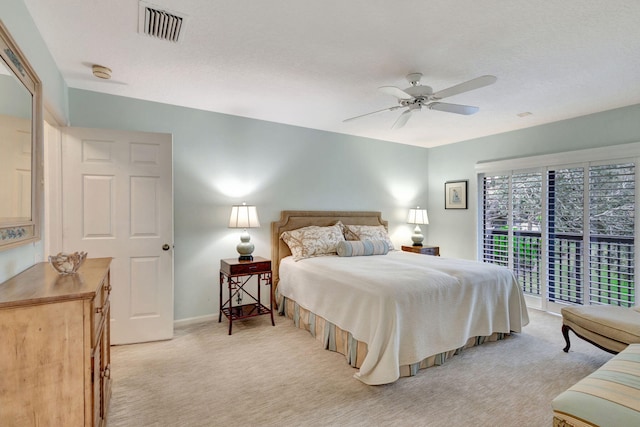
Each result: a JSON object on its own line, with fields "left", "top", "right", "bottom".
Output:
{"left": 95, "top": 306, "right": 103, "bottom": 314}
{"left": 102, "top": 365, "right": 111, "bottom": 379}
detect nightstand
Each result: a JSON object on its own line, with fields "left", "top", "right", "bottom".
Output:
{"left": 401, "top": 245, "right": 440, "bottom": 256}
{"left": 219, "top": 256, "right": 275, "bottom": 335}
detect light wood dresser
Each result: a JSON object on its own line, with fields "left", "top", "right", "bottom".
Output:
{"left": 0, "top": 257, "right": 112, "bottom": 426}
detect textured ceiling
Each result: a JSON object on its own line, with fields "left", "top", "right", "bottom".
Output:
{"left": 23, "top": 0, "right": 640, "bottom": 148}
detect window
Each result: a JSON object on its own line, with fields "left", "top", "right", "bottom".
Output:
{"left": 588, "top": 163, "right": 635, "bottom": 306}
{"left": 512, "top": 172, "right": 542, "bottom": 296}
{"left": 481, "top": 160, "right": 635, "bottom": 309}
{"left": 548, "top": 167, "right": 584, "bottom": 304}
{"left": 482, "top": 175, "right": 509, "bottom": 267}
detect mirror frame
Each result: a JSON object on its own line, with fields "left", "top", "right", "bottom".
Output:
{"left": 0, "top": 20, "right": 43, "bottom": 251}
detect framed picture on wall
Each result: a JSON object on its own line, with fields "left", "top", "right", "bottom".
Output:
{"left": 445, "top": 180, "right": 468, "bottom": 209}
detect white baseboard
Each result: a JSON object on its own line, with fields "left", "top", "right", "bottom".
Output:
{"left": 174, "top": 313, "right": 218, "bottom": 328}
{"left": 524, "top": 293, "right": 542, "bottom": 310}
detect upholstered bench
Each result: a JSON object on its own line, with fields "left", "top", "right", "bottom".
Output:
{"left": 552, "top": 343, "right": 640, "bottom": 426}
{"left": 561, "top": 305, "right": 640, "bottom": 354}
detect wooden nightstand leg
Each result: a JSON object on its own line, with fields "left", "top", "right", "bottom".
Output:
{"left": 218, "top": 272, "right": 223, "bottom": 323}
{"left": 268, "top": 276, "right": 275, "bottom": 326}
{"left": 227, "top": 277, "right": 233, "bottom": 335}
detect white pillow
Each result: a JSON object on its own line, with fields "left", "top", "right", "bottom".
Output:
{"left": 280, "top": 224, "right": 345, "bottom": 261}
{"left": 335, "top": 220, "right": 361, "bottom": 241}
{"left": 344, "top": 224, "right": 394, "bottom": 250}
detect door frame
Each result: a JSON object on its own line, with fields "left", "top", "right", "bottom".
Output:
{"left": 43, "top": 119, "right": 63, "bottom": 256}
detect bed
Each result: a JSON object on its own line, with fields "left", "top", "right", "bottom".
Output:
{"left": 271, "top": 210, "right": 529, "bottom": 385}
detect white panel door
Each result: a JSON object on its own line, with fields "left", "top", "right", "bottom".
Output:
{"left": 61, "top": 127, "right": 173, "bottom": 344}
{"left": 0, "top": 114, "right": 32, "bottom": 219}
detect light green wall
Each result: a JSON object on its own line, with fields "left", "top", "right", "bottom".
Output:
{"left": 0, "top": 0, "right": 68, "bottom": 283}
{"left": 1, "top": 0, "right": 68, "bottom": 122}
{"left": 428, "top": 104, "right": 640, "bottom": 260}
{"left": 68, "top": 88, "right": 430, "bottom": 320}
{"left": 4, "top": 0, "right": 640, "bottom": 322}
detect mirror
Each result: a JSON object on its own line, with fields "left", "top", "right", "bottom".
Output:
{"left": 0, "top": 20, "right": 42, "bottom": 250}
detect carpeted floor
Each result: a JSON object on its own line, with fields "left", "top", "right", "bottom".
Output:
{"left": 107, "top": 309, "right": 611, "bottom": 427}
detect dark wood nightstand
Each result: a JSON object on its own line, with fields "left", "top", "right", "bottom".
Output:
{"left": 401, "top": 245, "right": 440, "bottom": 256}
{"left": 219, "top": 256, "right": 275, "bottom": 335}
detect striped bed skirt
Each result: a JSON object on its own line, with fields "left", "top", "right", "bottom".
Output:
{"left": 278, "top": 296, "right": 507, "bottom": 378}
{"left": 552, "top": 344, "right": 640, "bottom": 426}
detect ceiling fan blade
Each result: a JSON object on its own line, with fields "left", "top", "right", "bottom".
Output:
{"left": 428, "top": 102, "right": 479, "bottom": 115}
{"left": 392, "top": 109, "right": 412, "bottom": 129}
{"left": 343, "top": 105, "right": 403, "bottom": 122}
{"left": 432, "top": 75, "right": 497, "bottom": 100}
{"left": 379, "top": 86, "right": 413, "bottom": 100}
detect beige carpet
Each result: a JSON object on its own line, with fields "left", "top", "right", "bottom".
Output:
{"left": 107, "top": 309, "right": 610, "bottom": 427}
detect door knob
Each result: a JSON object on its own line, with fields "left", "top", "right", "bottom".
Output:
{"left": 162, "top": 244, "right": 171, "bottom": 251}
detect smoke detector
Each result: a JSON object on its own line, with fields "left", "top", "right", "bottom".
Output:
{"left": 92, "top": 65, "right": 112, "bottom": 79}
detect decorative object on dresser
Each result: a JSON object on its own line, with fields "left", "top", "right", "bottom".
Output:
{"left": 0, "top": 258, "right": 113, "bottom": 426}
{"left": 228, "top": 202, "right": 260, "bottom": 260}
{"left": 444, "top": 180, "right": 468, "bottom": 209}
{"left": 219, "top": 256, "right": 274, "bottom": 335}
{"left": 48, "top": 251, "right": 88, "bottom": 274}
{"left": 401, "top": 245, "right": 440, "bottom": 256}
{"left": 406, "top": 207, "right": 429, "bottom": 246}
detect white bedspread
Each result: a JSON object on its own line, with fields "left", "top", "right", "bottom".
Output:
{"left": 277, "top": 251, "right": 529, "bottom": 385}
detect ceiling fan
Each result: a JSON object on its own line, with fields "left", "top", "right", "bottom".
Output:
{"left": 344, "top": 73, "right": 497, "bottom": 129}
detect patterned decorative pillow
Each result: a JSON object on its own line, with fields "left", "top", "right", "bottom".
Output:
{"left": 335, "top": 221, "right": 361, "bottom": 241}
{"left": 344, "top": 224, "right": 394, "bottom": 250}
{"left": 336, "top": 240, "right": 389, "bottom": 257}
{"left": 280, "top": 224, "right": 345, "bottom": 261}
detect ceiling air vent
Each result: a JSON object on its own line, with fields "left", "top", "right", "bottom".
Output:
{"left": 138, "top": 1, "right": 186, "bottom": 42}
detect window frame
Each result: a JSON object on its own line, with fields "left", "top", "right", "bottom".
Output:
{"left": 476, "top": 142, "right": 640, "bottom": 312}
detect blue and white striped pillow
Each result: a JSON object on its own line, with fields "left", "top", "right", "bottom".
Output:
{"left": 336, "top": 240, "right": 389, "bottom": 257}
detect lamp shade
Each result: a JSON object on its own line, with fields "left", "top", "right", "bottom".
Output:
{"left": 407, "top": 208, "right": 429, "bottom": 225}
{"left": 228, "top": 203, "right": 260, "bottom": 229}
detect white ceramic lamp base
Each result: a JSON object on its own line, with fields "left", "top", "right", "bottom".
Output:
{"left": 411, "top": 225, "right": 424, "bottom": 246}
{"left": 236, "top": 229, "right": 254, "bottom": 261}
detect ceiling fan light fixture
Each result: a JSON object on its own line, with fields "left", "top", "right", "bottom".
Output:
{"left": 406, "top": 72, "right": 423, "bottom": 86}
{"left": 92, "top": 64, "right": 112, "bottom": 80}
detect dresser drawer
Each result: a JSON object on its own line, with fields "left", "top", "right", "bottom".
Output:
{"left": 92, "top": 275, "right": 110, "bottom": 347}
{"left": 401, "top": 245, "right": 440, "bottom": 256}
{"left": 420, "top": 247, "right": 439, "bottom": 255}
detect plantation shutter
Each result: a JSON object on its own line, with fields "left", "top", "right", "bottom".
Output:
{"left": 548, "top": 167, "right": 585, "bottom": 304}
{"left": 482, "top": 175, "right": 509, "bottom": 267}
{"left": 511, "top": 172, "right": 542, "bottom": 295}
{"left": 588, "top": 163, "right": 635, "bottom": 306}
{"left": 481, "top": 161, "right": 635, "bottom": 308}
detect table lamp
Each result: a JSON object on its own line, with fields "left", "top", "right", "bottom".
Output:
{"left": 228, "top": 202, "right": 260, "bottom": 260}
{"left": 407, "top": 207, "right": 429, "bottom": 246}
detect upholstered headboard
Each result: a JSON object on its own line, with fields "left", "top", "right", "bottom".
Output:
{"left": 270, "top": 210, "right": 388, "bottom": 288}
